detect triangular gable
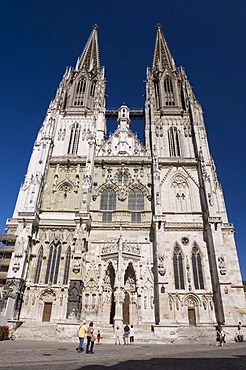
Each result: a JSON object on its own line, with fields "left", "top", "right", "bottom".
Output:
{"left": 97, "top": 125, "right": 146, "bottom": 157}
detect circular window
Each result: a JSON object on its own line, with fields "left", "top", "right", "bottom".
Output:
{"left": 181, "top": 237, "right": 189, "bottom": 245}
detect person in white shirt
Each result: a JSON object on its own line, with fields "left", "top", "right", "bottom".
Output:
{"left": 115, "top": 326, "right": 121, "bottom": 345}
{"left": 130, "top": 325, "right": 135, "bottom": 345}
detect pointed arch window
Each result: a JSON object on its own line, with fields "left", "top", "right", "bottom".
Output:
{"left": 168, "top": 126, "right": 181, "bottom": 156}
{"left": 74, "top": 78, "right": 86, "bottom": 106}
{"left": 63, "top": 247, "right": 71, "bottom": 285}
{"left": 100, "top": 188, "right": 116, "bottom": 222}
{"left": 68, "top": 122, "right": 81, "bottom": 155}
{"left": 173, "top": 246, "right": 185, "bottom": 289}
{"left": 128, "top": 189, "right": 144, "bottom": 222}
{"left": 34, "top": 247, "right": 43, "bottom": 284}
{"left": 164, "top": 78, "right": 175, "bottom": 105}
{"left": 154, "top": 80, "right": 160, "bottom": 109}
{"left": 45, "top": 240, "right": 61, "bottom": 284}
{"left": 90, "top": 80, "right": 96, "bottom": 97}
{"left": 192, "top": 246, "right": 204, "bottom": 289}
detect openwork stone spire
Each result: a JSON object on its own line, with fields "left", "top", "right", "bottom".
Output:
{"left": 76, "top": 24, "right": 100, "bottom": 72}
{"left": 152, "top": 23, "right": 176, "bottom": 71}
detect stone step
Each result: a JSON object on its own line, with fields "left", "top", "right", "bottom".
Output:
{"left": 14, "top": 322, "right": 58, "bottom": 341}
{"left": 13, "top": 320, "right": 218, "bottom": 344}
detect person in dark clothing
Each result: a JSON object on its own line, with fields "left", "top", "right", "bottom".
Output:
{"left": 123, "top": 324, "right": 130, "bottom": 345}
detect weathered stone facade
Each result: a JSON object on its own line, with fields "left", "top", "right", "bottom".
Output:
{"left": 1, "top": 24, "right": 245, "bottom": 338}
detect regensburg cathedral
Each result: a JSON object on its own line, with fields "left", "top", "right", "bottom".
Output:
{"left": 1, "top": 24, "right": 245, "bottom": 340}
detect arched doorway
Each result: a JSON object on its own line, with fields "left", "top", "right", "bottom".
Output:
{"left": 42, "top": 302, "right": 52, "bottom": 322}
{"left": 188, "top": 308, "right": 196, "bottom": 326}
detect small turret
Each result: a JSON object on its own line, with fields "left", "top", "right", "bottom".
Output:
{"left": 117, "top": 104, "right": 130, "bottom": 129}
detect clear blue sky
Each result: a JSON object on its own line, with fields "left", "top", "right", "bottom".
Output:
{"left": 1, "top": 1, "right": 246, "bottom": 279}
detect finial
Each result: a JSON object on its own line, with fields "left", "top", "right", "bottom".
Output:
{"left": 156, "top": 23, "right": 163, "bottom": 30}
{"left": 92, "top": 24, "right": 99, "bottom": 30}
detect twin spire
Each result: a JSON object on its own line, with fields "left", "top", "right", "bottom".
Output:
{"left": 152, "top": 23, "right": 176, "bottom": 71}
{"left": 75, "top": 23, "right": 175, "bottom": 73}
{"left": 76, "top": 24, "right": 100, "bottom": 72}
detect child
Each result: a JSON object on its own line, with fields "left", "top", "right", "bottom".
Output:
{"left": 97, "top": 329, "right": 101, "bottom": 344}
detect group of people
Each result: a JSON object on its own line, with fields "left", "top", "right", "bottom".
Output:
{"left": 77, "top": 321, "right": 101, "bottom": 354}
{"left": 77, "top": 321, "right": 135, "bottom": 352}
{"left": 115, "top": 324, "right": 135, "bottom": 345}
{"left": 78, "top": 321, "right": 241, "bottom": 349}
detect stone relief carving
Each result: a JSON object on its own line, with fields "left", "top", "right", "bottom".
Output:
{"left": 73, "top": 259, "right": 81, "bottom": 274}
{"left": 39, "top": 288, "right": 56, "bottom": 302}
{"left": 202, "top": 293, "right": 214, "bottom": 310}
{"left": 60, "top": 292, "right": 64, "bottom": 306}
{"left": 12, "top": 256, "right": 20, "bottom": 273}
{"left": 171, "top": 175, "right": 188, "bottom": 189}
{"left": 32, "top": 288, "right": 37, "bottom": 305}
{"left": 4, "top": 279, "right": 22, "bottom": 299}
{"left": 93, "top": 166, "right": 151, "bottom": 202}
{"left": 101, "top": 239, "right": 140, "bottom": 256}
{"left": 52, "top": 165, "right": 82, "bottom": 194}
{"left": 15, "top": 223, "right": 31, "bottom": 257}
{"left": 184, "top": 121, "right": 192, "bottom": 137}
{"left": 158, "top": 253, "right": 166, "bottom": 276}
{"left": 186, "top": 256, "right": 192, "bottom": 291}
{"left": 155, "top": 123, "right": 163, "bottom": 137}
{"left": 218, "top": 256, "right": 226, "bottom": 275}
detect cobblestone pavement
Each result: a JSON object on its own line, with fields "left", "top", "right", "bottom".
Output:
{"left": 0, "top": 340, "right": 246, "bottom": 370}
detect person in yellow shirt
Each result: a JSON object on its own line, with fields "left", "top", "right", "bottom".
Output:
{"left": 77, "top": 320, "right": 87, "bottom": 353}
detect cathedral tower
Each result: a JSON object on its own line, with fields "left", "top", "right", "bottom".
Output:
{"left": 0, "top": 25, "right": 244, "bottom": 340}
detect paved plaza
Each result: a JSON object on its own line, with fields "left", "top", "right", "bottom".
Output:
{"left": 0, "top": 339, "right": 246, "bottom": 370}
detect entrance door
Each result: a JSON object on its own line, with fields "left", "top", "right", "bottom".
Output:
{"left": 188, "top": 308, "right": 196, "bottom": 326}
{"left": 123, "top": 292, "right": 130, "bottom": 324}
{"left": 42, "top": 302, "right": 52, "bottom": 322}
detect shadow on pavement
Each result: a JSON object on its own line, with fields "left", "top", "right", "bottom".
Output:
{"left": 76, "top": 355, "right": 246, "bottom": 370}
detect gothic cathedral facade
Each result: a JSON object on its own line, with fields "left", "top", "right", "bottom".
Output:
{"left": 1, "top": 25, "right": 245, "bottom": 337}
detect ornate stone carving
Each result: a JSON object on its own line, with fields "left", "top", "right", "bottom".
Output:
{"left": 158, "top": 253, "right": 166, "bottom": 276}
{"left": 101, "top": 239, "right": 140, "bottom": 256}
{"left": 12, "top": 256, "right": 20, "bottom": 273}
{"left": 39, "top": 288, "right": 56, "bottom": 302}
{"left": 15, "top": 223, "right": 31, "bottom": 257}
{"left": 66, "top": 280, "right": 83, "bottom": 319}
{"left": 186, "top": 255, "right": 192, "bottom": 291}
{"left": 73, "top": 259, "right": 80, "bottom": 274}
{"left": 218, "top": 256, "right": 226, "bottom": 275}
{"left": 184, "top": 121, "right": 192, "bottom": 137}
{"left": 4, "top": 278, "right": 23, "bottom": 299}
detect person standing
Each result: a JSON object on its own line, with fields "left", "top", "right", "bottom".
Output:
{"left": 77, "top": 320, "right": 87, "bottom": 353}
{"left": 97, "top": 329, "right": 101, "bottom": 344}
{"left": 219, "top": 329, "right": 228, "bottom": 347}
{"left": 86, "top": 322, "right": 95, "bottom": 354}
{"left": 115, "top": 326, "right": 121, "bottom": 345}
{"left": 123, "top": 324, "right": 130, "bottom": 345}
{"left": 129, "top": 325, "right": 135, "bottom": 345}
